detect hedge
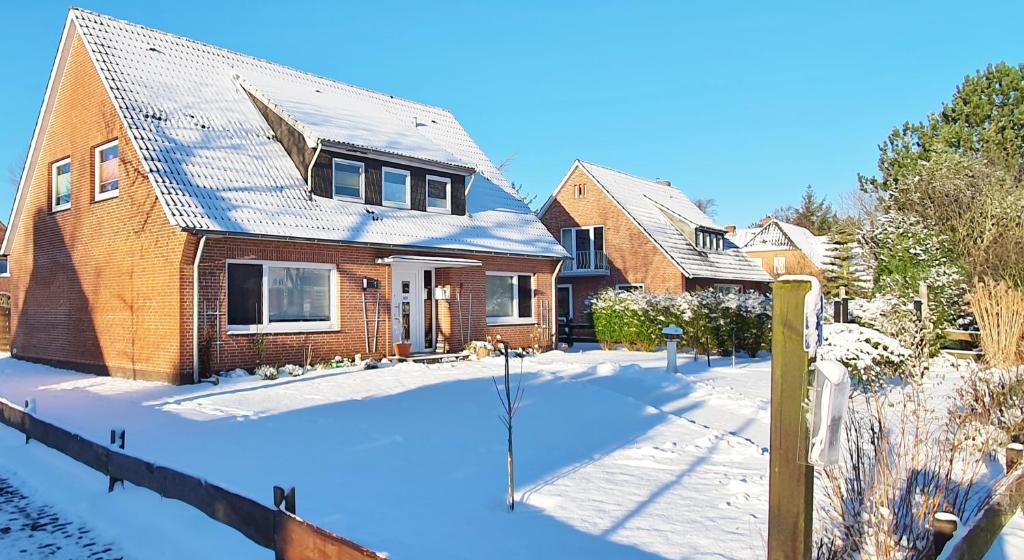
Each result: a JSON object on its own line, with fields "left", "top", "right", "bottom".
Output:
{"left": 589, "top": 289, "right": 772, "bottom": 357}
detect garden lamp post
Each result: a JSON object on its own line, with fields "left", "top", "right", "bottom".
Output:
{"left": 662, "top": 324, "right": 683, "bottom": 374}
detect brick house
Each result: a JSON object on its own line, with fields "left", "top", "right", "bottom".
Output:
{"left": 1, "top": 9, "right": 566, "bottom": 384}
{"left": 538, "top": 160, "right": 771, "bottom": 324}
{"left": 726, "top": 219, "right": 835, "bottom": 282}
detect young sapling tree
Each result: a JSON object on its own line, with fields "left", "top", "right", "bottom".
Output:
{"left": 492, "top": 342, "right": 525, "bottom": 511}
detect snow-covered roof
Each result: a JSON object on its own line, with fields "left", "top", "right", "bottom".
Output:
{"left": 7, "top": 9, "right": 566, "bottom": 259}
{"left": 733, "top": 220, "right": 836, "bottom": 270}
{"left": 545, "top": 161, "right": 772, "bottom": 282}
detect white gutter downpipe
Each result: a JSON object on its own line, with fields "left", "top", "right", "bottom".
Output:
{"left": 464, "top": 173, "right": 477, "bottom": 216}
{"left": 307, "top": 140, "right": 324, "bottom": 200}
{"left": 192, "top": 235, "right": 208, "bottom": 383}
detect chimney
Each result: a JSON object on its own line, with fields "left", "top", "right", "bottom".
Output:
{"left": 725, "top": 225, "right": 736, "bottom": 234}
{"left": 761, "top": 216, "right": 772, "bottom": 226}
{"left": 654, "top": 179, "right": 672, "bottom": 187}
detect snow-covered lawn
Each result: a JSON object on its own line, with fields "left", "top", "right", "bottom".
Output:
{"left": 0, "top": 347, "right": 773, "bottom": 559}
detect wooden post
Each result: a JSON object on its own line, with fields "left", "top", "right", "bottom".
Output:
{"left": 931, "top": 512, "right": 958, "bottom": 557}
{"left": 833, "top": 300, "right": 842, "bottom": 323}
{"left": 767, "top": 279, "right": 815, "bottom": 560}
{"left": 1008, "top": 443, "right": 1024, "bottom": 472}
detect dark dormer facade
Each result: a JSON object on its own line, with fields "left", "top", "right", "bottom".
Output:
{"left": 246, "top": 90, "right": 469, "bottom": 216}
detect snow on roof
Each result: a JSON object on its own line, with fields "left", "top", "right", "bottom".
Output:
{"left": 575, "top": 161, "right": 773, "bottom": 282}
{"left": 64, "top": 9, "right": 564, "bottom": 258}
{"left": 738, "top": 220, "right": 836, "bottom": 270}
{"left": 726, "top": 227, "right": 760, "bottom": 248}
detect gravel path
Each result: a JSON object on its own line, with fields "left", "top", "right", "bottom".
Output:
{"left": 0, "top": 472, "right": 125, "bottom": 559}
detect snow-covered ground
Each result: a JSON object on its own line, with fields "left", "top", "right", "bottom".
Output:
{"left": 0, "top": 347, "right": 772, "bottom": 559}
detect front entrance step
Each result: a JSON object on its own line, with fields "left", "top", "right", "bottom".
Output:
{"left": 391, "top": 351, "right": 471, "bottom": 364}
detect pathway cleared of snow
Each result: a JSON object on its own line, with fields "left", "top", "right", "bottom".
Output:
{"left": 0, "top": 348, "right": 773, "bottom": 559}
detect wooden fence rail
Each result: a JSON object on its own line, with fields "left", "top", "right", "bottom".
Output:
{"left": 938, "top": 448, "right": 1024, "bottom": 559}
{"left": 0, "top": 397, "right": 384, "bottom": 559}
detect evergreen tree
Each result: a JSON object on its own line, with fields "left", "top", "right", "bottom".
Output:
{"left": 769, "top": 185, "right": 836, "bottom": 235}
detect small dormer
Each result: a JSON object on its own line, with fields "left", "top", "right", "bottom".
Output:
{"left": 694, "top": 227, "right": 726, "bottom": 252}
{"left": 241, "top": 76, "right": 474, "bottom": 216}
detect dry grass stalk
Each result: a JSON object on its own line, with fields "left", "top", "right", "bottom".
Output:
{"left": 816, "top": 383, "right": 999, "bottom": 559}
{"left": 970, "top": 280, "right": 1024, "bottom": 369}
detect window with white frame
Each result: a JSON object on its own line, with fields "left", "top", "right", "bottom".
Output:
{"left": 95, "top": 140, "right": 119, "bottom": 200}
{"left": 52, "top": 158, "right": 71, "bottom": 211}
{"left": 714, "top": 283, "right": 741, "bottom": 295}
{"left": 382, "top": 167, "right": 411, "bottom": 208}
{"left": 0, "top": 257, "right": 8, "bottom": 277}
{"left": 695, "top": 228, "right": 725, "bottom": 252}
{"left": 560, "top": 226, "right": 606, "bottom": 271}
{"left": 773, "top": 256, "right": 786, "bottom": 274}
{"left": 751, "top": 257, "right": 764, "bottom": 269}
{"left": 426, "top": 175, "right": 451, "bottom": 213}
{"left": 486, "top": 272, "right": 534, "bottom": 324}
{"left": 557, "top": 284, "right": 573, "bottom": 320}
{"left": 227, "top": 261, "right": 337, "bottom": 333}
{"left": 332, "top": 158, "right": 364, "bottom": 201}
{"left": 616, "top": 284, "right": 644, "bottom": 292}
{"left": 574, "top": 183, "right": 587, "bottom": 198}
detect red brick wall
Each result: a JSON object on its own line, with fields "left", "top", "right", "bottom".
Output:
{"left": 196, "top": 237, "right": 558, "bottom": 374}
{"left": 540, "top": 166, "right": 685, "bottom": 319}
{"left": 7, "top": 32, "right": 192, "bottom": 383}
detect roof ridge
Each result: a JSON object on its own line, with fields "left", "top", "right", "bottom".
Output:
{"left": 578, "top": 159, "right": 667, "bottom": 188}
{"left": 69, "top": 7, "right": 455, "bottom": 115}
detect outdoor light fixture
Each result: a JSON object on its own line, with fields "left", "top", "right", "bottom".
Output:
{"left": 662, "top": 324, "right": 683, "bottom": 374}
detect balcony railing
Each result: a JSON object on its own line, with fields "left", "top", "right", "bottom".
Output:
{"left": 563, "top": 250, "right": 608, "bottom": 274}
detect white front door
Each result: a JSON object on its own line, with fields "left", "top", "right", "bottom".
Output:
{"left": 391, "top": 263, "right": 426, "bottom": 352}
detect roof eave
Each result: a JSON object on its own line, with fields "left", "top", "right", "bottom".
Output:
{"left": 320, "top": 140, "right": 476, "bottom": 176}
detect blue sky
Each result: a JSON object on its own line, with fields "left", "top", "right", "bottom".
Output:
{"left": 2, "top": 1, "right": 1023, "bottom": 228}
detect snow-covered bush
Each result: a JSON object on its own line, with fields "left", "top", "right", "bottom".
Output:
{"left": 844, "top": 294, "right": 942, "bottom": 374}
{"left": 254, "top": 364, "right": 278, "bottom": 380}
{"left": 465, "top": 340, "right": 495, "bottom": 357}
{"left": 818, "top": 323, "right": 913, "bottom": 387}
{"left": 955, "top": 366, "right": 1024, "bottom": 443}
{"left": 590, "top": 289, "right": 771, "bottom": 356}
{"left": 279, "top": 364, "right": 304, "bottom": 377}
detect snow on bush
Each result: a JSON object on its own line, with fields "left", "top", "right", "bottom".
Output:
{"left": 818, "top": 323, "right": 913, "bottom": 386}
{"left": 217, "top": 368, "right": 250, "bottom": 379}
{"left": 254, "top": 364, "right": 278, "bottom": 380}
{"left": 590, "top": 289, "right": 771, "bottom": 356}
{"left": 279, "top": 364, "right": 304, "bottom": 377}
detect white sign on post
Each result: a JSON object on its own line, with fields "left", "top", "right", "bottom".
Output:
{"left": 806, "top": 360, "right": 850, "bottom": 466}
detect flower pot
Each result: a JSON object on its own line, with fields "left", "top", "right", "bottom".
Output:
{"left": 394, "top": 342, "right": 412, "bottom": 358}
{"left": 476, "top": 347, "right": 491, "bottom": 359}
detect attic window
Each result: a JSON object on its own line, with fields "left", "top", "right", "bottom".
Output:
{"left": 382, "top": 167, "right": 411, "bottom": 209}
{"left": 51, "top": 158, "right": 71, "bottom": 212}
{"left": 95, "top": 140, "right": 120, "bottom": 201}
{"left": 574, "top": 184, "right": 587, "bottom": 198}
{"left": 426, "top": 175, "right": 451, "bottom": 213}
{"left": 695, "top": 228, "right": 725, "bottom": 252}
{"left": 332, "top": 159, "right": 364, "bottom": 202}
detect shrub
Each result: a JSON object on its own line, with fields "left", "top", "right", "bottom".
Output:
{"left": 590, "top": 289, "right": 770, "bottom": 357}
{"left": 818, "top": 323, "right": 913, "bottom": 387}
{"left": 279, "top": 364, "right": 304, "bottom": 377}
{"left": 254, "top": 364, "right": 278, "bottom": 380}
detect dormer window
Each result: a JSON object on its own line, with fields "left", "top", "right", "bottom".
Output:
{"left": 382, "top": 167, "right": 411, "bottom": 209}
{"left": 695, "top": 228, "right": 725, "bottom": 252}
{"left": 426, "top": 175, "right": 451, "bottom": 213}
{"left": 332, "top": 158, "right": 364, "bottom": 201}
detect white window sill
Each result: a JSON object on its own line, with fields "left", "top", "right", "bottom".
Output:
{"left": 227, "top": 323, "right": 339, "bottom": 335}
{"left": 382, "top": 201, "right": 411, "bottom": 210}
{"left": 426, "top": 205, "right": 450, "bottom": 214}
{"left": 95, "top": 189, "right": 119, "bottom": 202}
{"left": 51, "top": 204, "right": 71, "bottom": 213}
{"left": 333, "top": 194, "right": 364, "bottom": 203}
{"left": 486, "top": 318, "right": 538, "bottom": 327}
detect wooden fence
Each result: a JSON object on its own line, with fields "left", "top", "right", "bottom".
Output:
{"left": 0, "top": 398, "right": 384, "bottom": 560}
{"left": 936, "top": 446, "right": 1024, "bottom": 559}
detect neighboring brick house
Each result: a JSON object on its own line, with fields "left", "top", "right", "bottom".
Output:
{"left": 1, "top": 9, "right": 567, "bottom": 384}
{"left": 726, "top": 219, "right": 835, "bottom": 282}
{"left": 538, "top": 160, "right": 771, "bottom": 324}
